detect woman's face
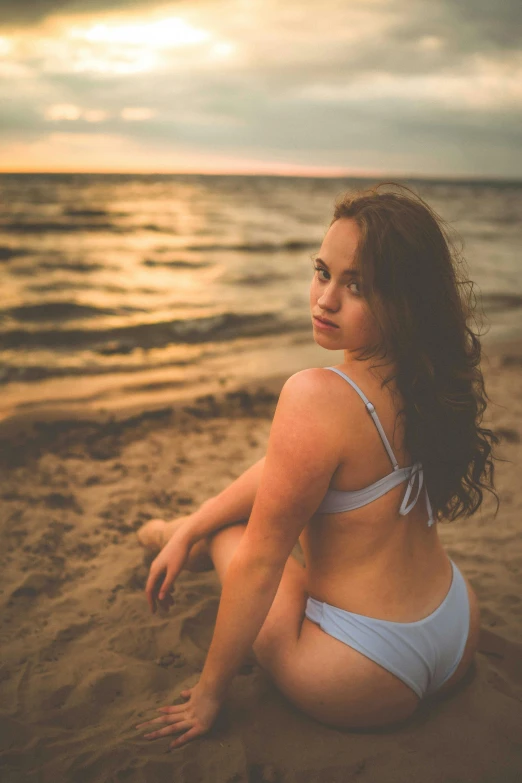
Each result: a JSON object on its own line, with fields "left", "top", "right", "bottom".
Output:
{"left": 309, "top": 218, "right": 381, "bottom": 355}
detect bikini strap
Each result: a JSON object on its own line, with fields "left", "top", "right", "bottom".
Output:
{"left": 399, "top": 461, "right": 436, "bottom": 527}
{"left": 324, "top": 367, "right": 400, "bottom": 471}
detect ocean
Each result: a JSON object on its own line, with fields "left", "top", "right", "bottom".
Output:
{"left": 1, "top": 173, "right": 521, "bottom": 419}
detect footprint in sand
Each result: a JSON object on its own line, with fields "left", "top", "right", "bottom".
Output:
{"left": 40, "top": 683, "right": 76, "bottom": 711}
{"left": 38, "top": 620, "right": 95, "bottom": 663}
{"left": 108, "top": 625, "right": 160, "bottom": 661}
{"left": 41, "top": 492, "right": 83, "bottom": 513}
{"left": 87, "top": 670, "right": 126, "bottom": 707}
{"left": 156, "top": 651, "right": 187, "bottom": 668}
{"left": 10, "top": 572, "right": 61, "bottom": 600}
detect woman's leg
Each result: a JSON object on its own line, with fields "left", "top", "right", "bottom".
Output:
{"left": 138, "top": 456, "right": 266, "bottom": 551}
{"left": 206, "top": 524, "right": 421, "bottom": 730}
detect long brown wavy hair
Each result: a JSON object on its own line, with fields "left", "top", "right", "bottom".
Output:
{"left": 331, "top": 181, "right": 500, "bottom": 522}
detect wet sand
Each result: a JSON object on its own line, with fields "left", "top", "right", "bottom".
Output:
{"left": 0, "top": 338, "right": 521, "bottom": 783}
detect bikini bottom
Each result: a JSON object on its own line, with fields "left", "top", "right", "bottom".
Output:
{"left": 304, "top": 559, "right": 470, "bottom": 699}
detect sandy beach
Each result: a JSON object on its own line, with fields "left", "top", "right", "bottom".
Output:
{"left": 1, "top": 336, "right": 521, "bottom": 783}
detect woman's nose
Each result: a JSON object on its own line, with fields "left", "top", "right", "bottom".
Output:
{"left": 318, "top": 282, "right": 339, "bottom": 310}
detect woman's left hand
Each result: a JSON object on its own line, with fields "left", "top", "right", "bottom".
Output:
{"left": 135, "top": 682, "right": 223, "bottom": 749}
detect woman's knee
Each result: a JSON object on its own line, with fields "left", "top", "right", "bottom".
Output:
{"left": 207, "top": 522, "right": 246, "bottom": 548}
{"left": 207, "top": 523, "right": 247, "bottom": 581}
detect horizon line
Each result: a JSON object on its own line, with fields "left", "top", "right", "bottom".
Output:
{"left": 0, "top": 169, "right": 520, "bottom": 184}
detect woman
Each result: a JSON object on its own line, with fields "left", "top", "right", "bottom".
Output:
{"left": 135, "top": 182, "right": 499, "bottom": 750}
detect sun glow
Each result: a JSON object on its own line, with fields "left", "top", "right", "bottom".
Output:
{"left": 0, "top": 9, "right": 231, "bottom": 78}
{"left": 44, "top": 104, "right": 110, "bottom": 122}
{"left": 57, "top": 15, "right": 216, "bottom": 74}
{"left": 45, "top": 104, "right": 82, "bottom": 121}
{"left": 121, "top": 107, "right": 157, "bottom": 121}
{"left": 0, "top": 36, "right": 11, "bottom": 56}
{"left": 69, "top": 17, "right": 210, "bottom": 49}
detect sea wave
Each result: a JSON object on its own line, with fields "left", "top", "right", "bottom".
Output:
{"left": 1, "top": 219, "right": 179, "bottom": 235}
{"left": 62, "top": 208, "right": 112, "bottom": 217}
{"left": 480, "top": 293, "right": 522, "bottom": 312}
{"left": 37, "top": 261, "right": 109, "bottom": 273}
{"left": 24, "top": 282, "right": 158, "bottom": 295}
{"left": 8, "top": 261, "right": 109, "bottom": 277}
{"left": 0, "top": 357, "right": 195, "bottom": 386}
{"left": 1, "top": 221, "right": 124, "bottom": 234}
{"left": 142, "top": 259, "right": 211, "bottom": 268}
{"left": 221, "top": 271, "right": 289, "bottom": 286}
{"left": 4, "top": 302, "right": 147, "bottom": 323}
{"left": 183, "top": 239, "right": 318, "bottom": 253}
{"left": 0, "top": 311, "right": 308, "bottom": 351}
{"left": 0, "top": 245, "right": 30, "bottom": 262}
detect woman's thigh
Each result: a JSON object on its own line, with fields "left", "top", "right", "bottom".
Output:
{"left": 279, "top": 618, "right": 420, "bottom": 728}
{"left": 208, "top": 525, "right": 420, "bottom": 729}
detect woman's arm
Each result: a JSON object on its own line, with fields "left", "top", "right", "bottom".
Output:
{"left": 195, "top": 370, "right": 342, "bottom": 699}
{"left": 183, "top": 456, "right": 266, "bottom": 545}
{"left": 138, "top": 369, "right": 342, "bottom": 746}
{"left": 199, "top": 544, "right": 285, "bottom": 697}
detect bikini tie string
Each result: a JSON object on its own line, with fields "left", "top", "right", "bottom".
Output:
{"left": 399, "top": 461, "right": 435, "bottom": 527}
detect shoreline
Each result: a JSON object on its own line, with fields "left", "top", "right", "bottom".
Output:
{"left": 2, "top": 332, "right": 521, "bottom": 461}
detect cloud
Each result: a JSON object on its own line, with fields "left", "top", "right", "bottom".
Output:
{"left": 0, "top": 1, "right": 165, "bottom": 28}
{"left": 44, "top": 102, "right": 82, "bottom": 120}
{"left": 0, "top": 0, "right": 520, "bottom": 176}
{"left": 120, "top": 106, "right": 156, "bottom": 120}
{"left": 438, "top": 0, "right": 522, "bottom": 50}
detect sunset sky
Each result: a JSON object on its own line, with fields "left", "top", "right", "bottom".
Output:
{"left": 0, "top": 0, "right": 521, "bottom": 177}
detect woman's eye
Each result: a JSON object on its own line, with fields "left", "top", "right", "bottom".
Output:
{"left": 314, "top": 265, "right": 361, "bottom": 295}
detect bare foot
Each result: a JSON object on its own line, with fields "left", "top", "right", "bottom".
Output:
{"left": 137, "top": 515, "right": 213, "bottom": 571}
{"left": 137, "top": 516, "right": 189, "bottom": 550}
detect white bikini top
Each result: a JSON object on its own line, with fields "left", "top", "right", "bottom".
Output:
{"left": 315, "top": 367, "right": 435, "bottom": 526}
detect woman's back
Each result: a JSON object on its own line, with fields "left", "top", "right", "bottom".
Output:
{"left": 300, "top": 363, "right": 453, "bottom": 622}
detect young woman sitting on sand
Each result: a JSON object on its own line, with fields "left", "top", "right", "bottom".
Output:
{"left": 135, "top": 182, "right": 499, "bottom": 749}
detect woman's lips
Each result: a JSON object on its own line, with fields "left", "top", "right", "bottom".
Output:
{"left": 313, "top": 316, "right": 339, "bottom": 330}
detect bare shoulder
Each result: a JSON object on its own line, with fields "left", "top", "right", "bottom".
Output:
{"left": 280, "top": 366, "right": 376, "bottom": 419}
{"left": 280, "top": 367, "right": 350, "bottom": 403}
{"left": 270, "top": 368, "right": 346, "bottom": 456}
{"left": 277, "top": 368, "right": 348, "bottom": 425}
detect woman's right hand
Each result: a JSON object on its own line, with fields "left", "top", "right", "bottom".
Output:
{"left": 144, "top": 525, "right": 195, "bottom": 614}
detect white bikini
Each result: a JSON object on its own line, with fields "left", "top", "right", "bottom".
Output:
{"left": 305, "top": 367, "right": 471, "bottom": 699}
